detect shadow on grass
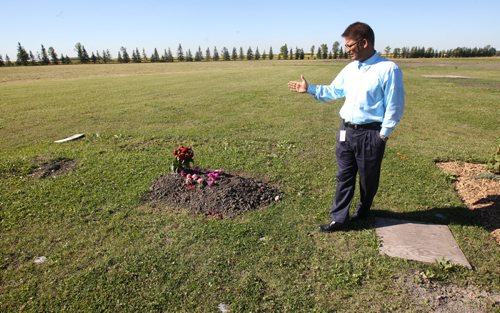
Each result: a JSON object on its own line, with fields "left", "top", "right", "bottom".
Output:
{"left": 349, "top": 196, "right": 499, "bottom": 233}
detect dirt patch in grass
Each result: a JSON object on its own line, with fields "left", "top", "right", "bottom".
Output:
{"left": 397, "top": 270, "right": 500, "bottom": 312}
{"left": 399, "top": 60, "right": 500, "bottom": 69}
{"left": 145, "top": 171, "right": 282, "bottom": 218}
{"left": 422, "top": 75, "right": 500, "bottom": 89}
{"left": 422, "top": 75, "right": 472, "bottom": 79}
{"left": 436, "top": 161, "right": 499, "bottom": 243}
{"left": 450, "top": 79, "right": 500, "bottom": 89}
{"left": 31, "top": 157, "right": 77, "bottom": 179}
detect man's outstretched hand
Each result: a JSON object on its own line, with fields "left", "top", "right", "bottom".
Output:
{"left": 288, "top": 75, "right": 308, "bottom": 93}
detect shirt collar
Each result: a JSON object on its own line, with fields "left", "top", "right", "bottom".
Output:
{"left": 356, "top": 51, "right": 379, "bottom": 68}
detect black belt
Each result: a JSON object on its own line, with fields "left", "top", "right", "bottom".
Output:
{"left": 343, "top": 121, "right": 382, "bottom": 130}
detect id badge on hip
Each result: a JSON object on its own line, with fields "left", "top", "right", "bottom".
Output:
{"left": 339, "top": 130, "right": 346, "bottom": 142}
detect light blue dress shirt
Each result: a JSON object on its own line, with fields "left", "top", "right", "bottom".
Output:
{"left": 306, "top": 52, "right": 405, "bottom": 137}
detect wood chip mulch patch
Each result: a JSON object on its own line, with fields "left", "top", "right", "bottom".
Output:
{"left": 437, "top": 161, "right": 499, "bottom": 243}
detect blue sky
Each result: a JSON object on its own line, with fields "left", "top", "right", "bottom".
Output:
{"left": 1, "top": 0, "right": 499, "bottom": 58}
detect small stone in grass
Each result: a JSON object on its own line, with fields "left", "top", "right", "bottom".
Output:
{"left": 217, "top": 303, "right": 229, "bottom": 313}
{"left": 34, "top": 256, "right": 47, "bottom": 264}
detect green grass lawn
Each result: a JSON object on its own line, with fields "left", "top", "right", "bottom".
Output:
{"left": 1, "top": 59, "right": 499, "bottom": 312}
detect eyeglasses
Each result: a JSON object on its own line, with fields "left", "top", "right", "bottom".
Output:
{"left": 345, "top": 39, "right": 364, "bottom": 50}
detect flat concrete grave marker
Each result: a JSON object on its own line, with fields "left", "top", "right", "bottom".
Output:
{"left": 375, "top": 217, "right": 472, "bottom": 269}
{"left": 54, "top": 133, "right": 85, "bottom": 143}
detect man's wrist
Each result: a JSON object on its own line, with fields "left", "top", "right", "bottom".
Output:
{"left": 380, "top": 127, "right": 393, "bottom": 138}
{"left": 306, "top": 84, "right": 316, "bottom": 95}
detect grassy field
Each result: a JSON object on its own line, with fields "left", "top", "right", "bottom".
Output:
{"left": 1, "top": 58, "right": 499, "bottom": 312}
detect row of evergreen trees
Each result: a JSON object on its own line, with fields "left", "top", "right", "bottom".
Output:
{"left": 74, "top": 42, "right": 112, "bottom": 64}
{"left": 390, "top": 45, "right": 497, "bottom": 58}
{"left": 115, "top": 45, "right": 281, "bottom": 63}
{"left": 2, "top": 42, "right": 73, "bottom": 66}
{"left": 1, "top": 42, "right": 497, "bottom": 67}
{"left": 0, "top": 42, "right": 113, "bottom": 66}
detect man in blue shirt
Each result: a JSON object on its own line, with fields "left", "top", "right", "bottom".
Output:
{"left": 288, "top": 22, "right": 405, "bottom": 232}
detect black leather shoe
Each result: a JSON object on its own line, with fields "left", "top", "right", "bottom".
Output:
{"left": 350, "top": 213, "right": 369, "bottom": 223}
{"left": 319, "top": 221, "right": 348, "bottom": 232}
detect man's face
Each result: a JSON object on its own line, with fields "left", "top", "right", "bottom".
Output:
{"left": 344, "top": 37, "right": 366, "bottom": 61}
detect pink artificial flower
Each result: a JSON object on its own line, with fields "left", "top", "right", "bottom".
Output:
{"left": 197, "top": 178, "right": 204, "bottom": 184}
{"left": 186, "top": 174, "right": 192, "bottom": 179}
{"left": 207, "top": 180, "right": 214, "bottom": 186}
{"left": 192, "top": 174, "right": 199, "bottom": 180}
{"left": 180, "top": 170, "right": 185, "bottom": 177}
{"left": 207, "top": 172, "right": 218, "bottom": 180}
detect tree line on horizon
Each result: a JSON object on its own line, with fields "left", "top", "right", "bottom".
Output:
{"left": 1, "top": 41, "right": 498, "bottom": 67}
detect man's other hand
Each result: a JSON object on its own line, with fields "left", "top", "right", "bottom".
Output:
{"left": 288, "top": 75, "right": 308, "bottom": 93}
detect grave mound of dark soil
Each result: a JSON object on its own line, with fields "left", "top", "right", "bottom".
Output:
{"left": 31, "top": 158, "right": 77, "bottom": 179}
{"left": 146, "top": 171, "right": 282, "bottom": 218}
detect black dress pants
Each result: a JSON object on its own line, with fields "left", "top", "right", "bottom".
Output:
{"left": 330, "top": 123, "right": 386, "bottom": 224}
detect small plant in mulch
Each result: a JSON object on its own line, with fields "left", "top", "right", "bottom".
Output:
{"left": 146, "top": 146, "right": 282, "bottom": 218}
{"left": 486, "top": 144, "right": 500, "bottom": 174}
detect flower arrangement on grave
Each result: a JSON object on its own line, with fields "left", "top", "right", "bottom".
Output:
{"left": 171, "top": 146, "right": 194, "bottom": 173}
{"left": 171, "top": 146, "right": 222, "bottom": 190}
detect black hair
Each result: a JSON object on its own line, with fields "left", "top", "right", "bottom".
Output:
{"left": 342, "top": 22, "right": 375, "bottom": 46}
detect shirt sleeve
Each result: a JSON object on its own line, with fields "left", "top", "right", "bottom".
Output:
{"left": 380, "top": 65, "right": 405, "bottom": 137}
{"left": 306, "top": 70, "right": 346, "bottom": 102}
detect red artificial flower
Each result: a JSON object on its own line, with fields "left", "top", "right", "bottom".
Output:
{"left": 173, "top": 146, "right": 194, "bottom": 161}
